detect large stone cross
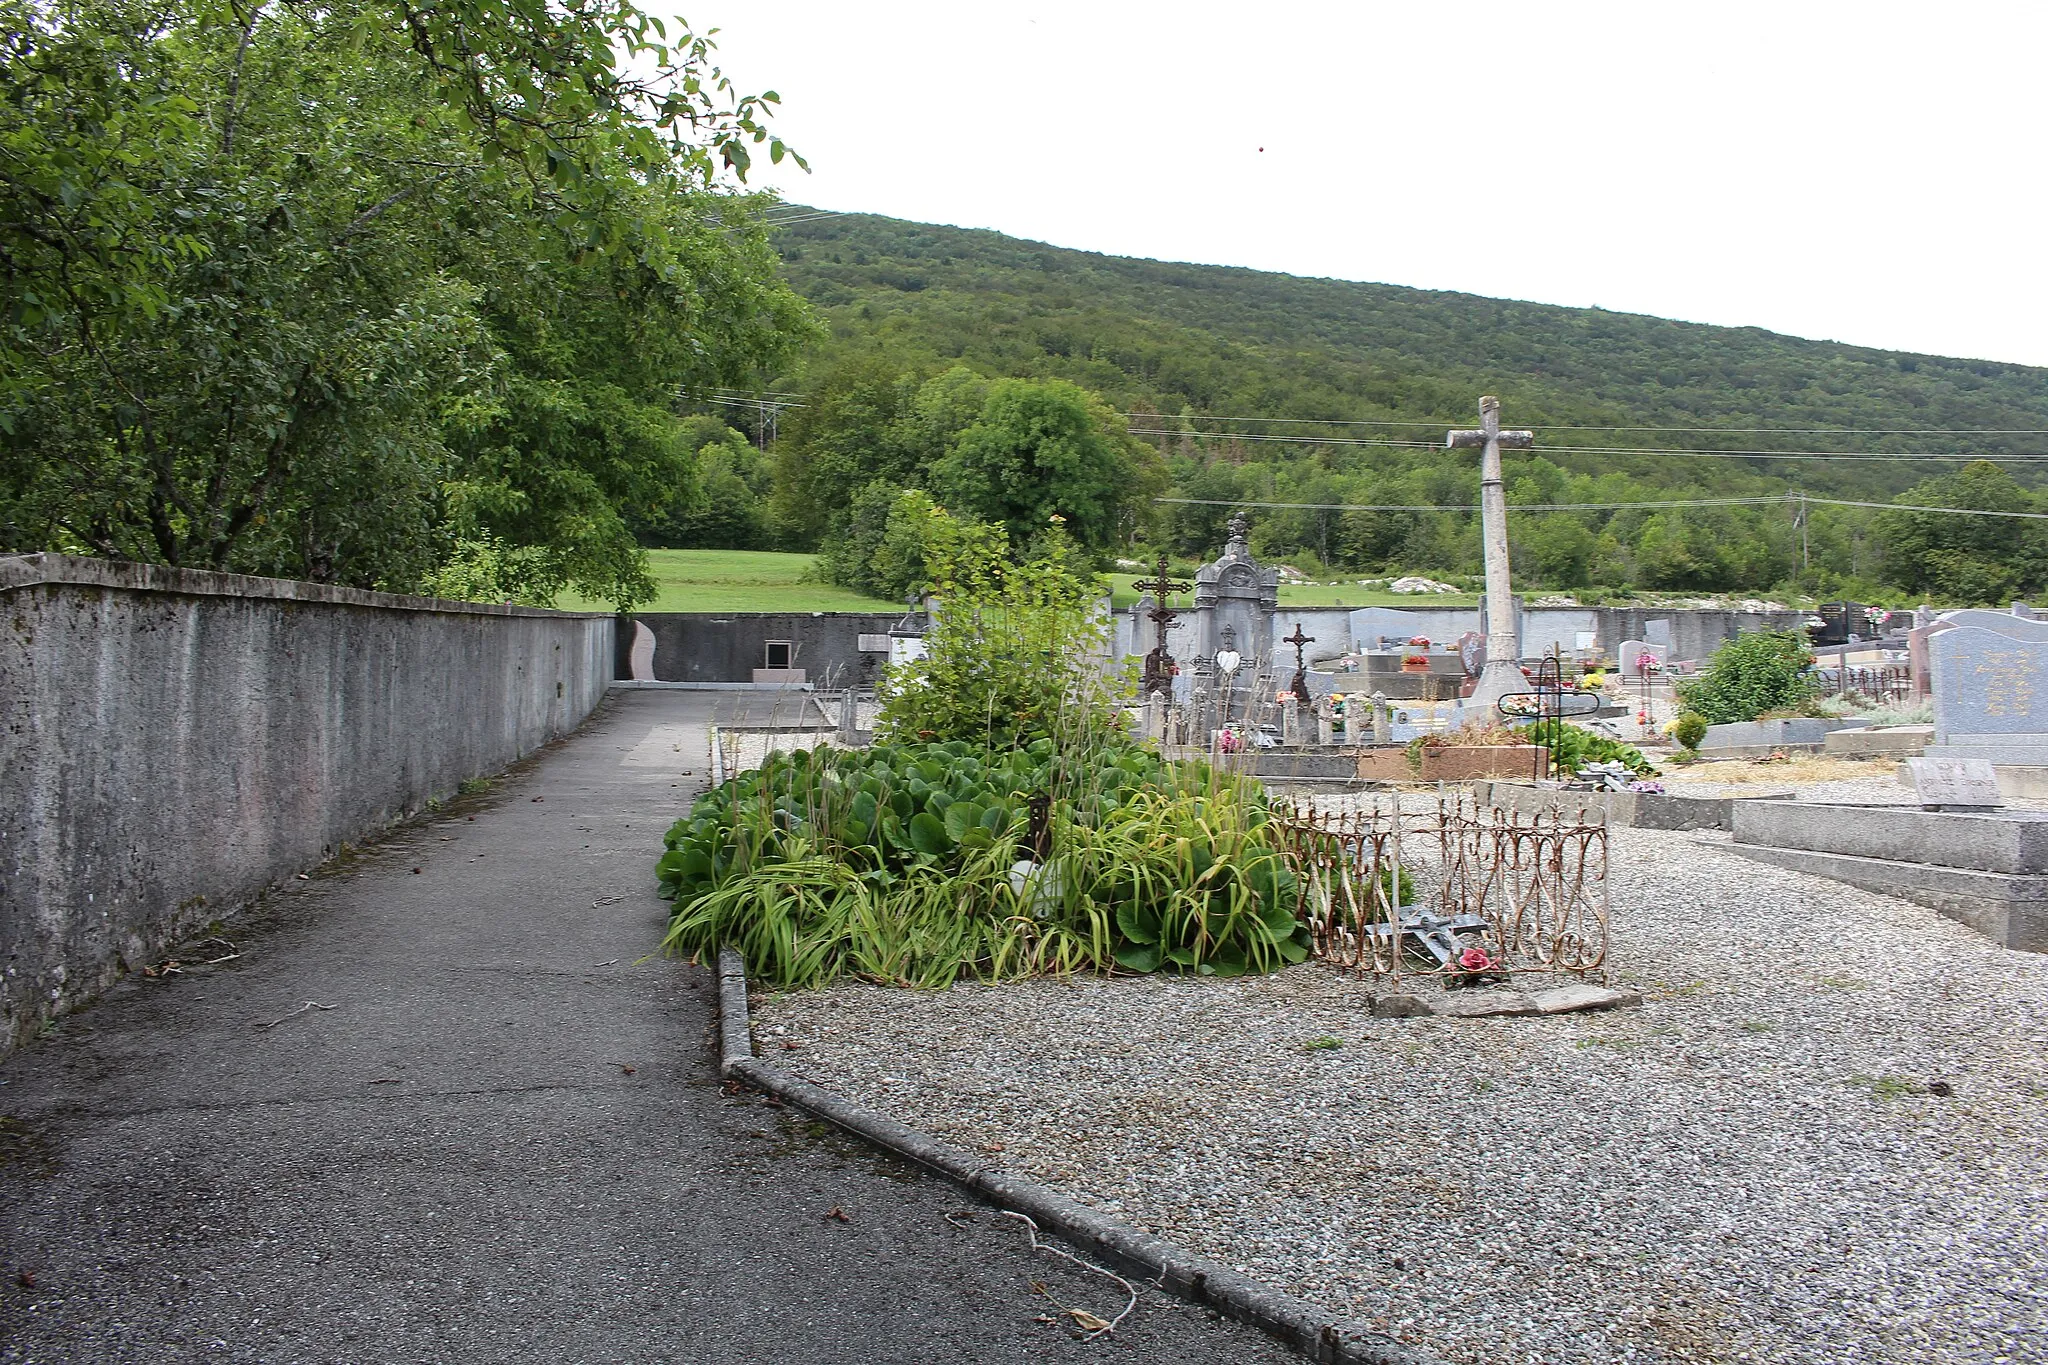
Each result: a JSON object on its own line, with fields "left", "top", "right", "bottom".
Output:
{"left": 1448, "top": 396, "right": 1535, "bottom": 719}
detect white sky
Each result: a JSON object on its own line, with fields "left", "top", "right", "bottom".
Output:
{"left": 705, "top": 1, "right": 2048, "bottom": 368}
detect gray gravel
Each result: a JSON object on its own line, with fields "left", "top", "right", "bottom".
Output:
{"left": 759, "top": 817, "right": 2048, "bottom": 1364}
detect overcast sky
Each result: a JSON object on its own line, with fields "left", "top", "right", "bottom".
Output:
{"left": 706, "top": 1, "right": 2047, "bottom": 369}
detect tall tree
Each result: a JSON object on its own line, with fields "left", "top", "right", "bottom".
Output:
{"left": 929, "top": 377, "right": 1154, "bottom": 554}
{"left": 0, "top": 0, "right": 809, "bottom": 604}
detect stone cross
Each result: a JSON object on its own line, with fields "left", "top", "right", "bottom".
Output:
{"left": 1283, "top": 621, "right": 1316, "bottom": 704}
{"left": 1448, "top": 396, "right": 1534, "bottom": 721}
{"left": 1134, "top": 554, "right": 1194, "bottom": 698}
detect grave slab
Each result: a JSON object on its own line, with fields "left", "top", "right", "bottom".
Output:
{"left": 1722, "top": 843, "right": 2048, "bottom": 953}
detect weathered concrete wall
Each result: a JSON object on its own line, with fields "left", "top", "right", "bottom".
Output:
{"left": 0, "top": 554, "right": 615, "bottom": 1054}
{"left": 636, "top": 612, "right": 902, "bottom": 686}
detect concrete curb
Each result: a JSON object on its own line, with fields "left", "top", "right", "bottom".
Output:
{"left": 713, "top": 946, "right": 1435, "bottom": 1365}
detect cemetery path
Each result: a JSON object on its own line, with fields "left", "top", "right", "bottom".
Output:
{"left": 0, "top": 690, "right": 1290, "bottom": 1365}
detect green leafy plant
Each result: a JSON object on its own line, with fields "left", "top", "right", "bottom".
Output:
{"left": 1672, "top": 711, "right": 1709, "bottom": 751}
{"left": 656, "top": 739, "right": 1307, "bottom": 989}
{"left": 875, "top": 523, "right": 1127, "bottom": 750}
{"left": 1675, "top": 631, "right": 1817, "bottom": 725}
{"left": 1525, "top": 721, "right": 1657, "bottom": 777}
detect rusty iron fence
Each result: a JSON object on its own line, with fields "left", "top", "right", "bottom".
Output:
{"left": 1270, "top": 792, "right": 1609, "bottom": 982}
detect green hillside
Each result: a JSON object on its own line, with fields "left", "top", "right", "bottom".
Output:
{"left": 735, "top": 209, "right": 2048, "bottom": 603}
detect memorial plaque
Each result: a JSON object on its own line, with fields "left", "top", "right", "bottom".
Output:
{"left": 1906, "top": 756, "right": 2003, "bottom": 809}
{"left": 857, "top": 633, "right": 891, "bottom": 652}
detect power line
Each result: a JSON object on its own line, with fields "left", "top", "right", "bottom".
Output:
{"left": 1130, "top": 425, "right": 2048, "bottom": 462}
{"left": 1128, "top": 411, "right": 2048, "bottom": 436}
{"left": 1154, "top": 495, "right": 1788, "bottom": 513}
{"left": 1154, "top": 493, "right": 2048, "bottom": 521}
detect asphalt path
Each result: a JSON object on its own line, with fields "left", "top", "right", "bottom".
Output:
{"left": 0, "top": 690, "right": 1292, "bottom": 1364}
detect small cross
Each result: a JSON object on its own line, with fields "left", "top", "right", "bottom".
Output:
{"left": 1135, "top": 555, "right": 1194, "bottom": 698}
{"left": 1283, "top": 622, "right": 1316, "bottom": 705}
{"left": 1132, "top": 555, "right": 1193, "bottom": 617}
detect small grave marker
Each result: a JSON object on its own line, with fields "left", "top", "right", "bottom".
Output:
{"left": 1906, "top": 756, "right": 2003, "bottom": 811}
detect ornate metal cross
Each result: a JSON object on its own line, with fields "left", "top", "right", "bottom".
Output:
{"left": 1134, "top": 554, "right": 1193, "bottom": 698}
{"left": 1283, "top": 621, "right": 1316, "bottom": 704}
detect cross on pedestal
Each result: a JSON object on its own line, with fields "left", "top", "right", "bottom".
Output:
{"left": 1448, "top": 396, "right": 1535, "bottom": 721}
{"left": 1282, "top": 621, "right": 1316, "bottom": 704}
{"left": 1133, "top": 554, "right": 1193, "bottom": 698}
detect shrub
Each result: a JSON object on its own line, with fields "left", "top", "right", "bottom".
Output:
{"left": 875, "top": 523, "right": 1126, "bottom": 750}
{"left": 1675, "top": 630, "right": 1816, "bottom": 725}
{"left": 1672, "top": 711, "right": 1709, "bottom": 751}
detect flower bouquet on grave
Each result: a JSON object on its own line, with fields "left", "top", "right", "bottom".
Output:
{"left": 1446, "top": 941, "right": 1509, "bottom": 989}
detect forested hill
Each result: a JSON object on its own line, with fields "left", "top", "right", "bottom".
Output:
{"left": 753, "top": 209, "right": 2048, "bottom": 601}
{"left": 774, "top": 210, "right": 2048, "bottom": 473}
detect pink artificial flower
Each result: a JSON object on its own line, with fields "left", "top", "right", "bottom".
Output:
{"left": 1458, "top": 946, "right": 1493, "bottom": 971}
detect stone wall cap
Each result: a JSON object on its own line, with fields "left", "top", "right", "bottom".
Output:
{"left": 0, "top": 552, "right": 614, "bottom": 618}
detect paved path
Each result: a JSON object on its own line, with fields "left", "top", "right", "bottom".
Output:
{"left": 0, "top": 692, "right": 1290, "bottom": 1364}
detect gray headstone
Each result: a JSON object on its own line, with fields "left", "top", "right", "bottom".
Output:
{"left": 1906, "top": 757, "right": 2003, "bottom": 809}
{"left": 1934, "top": 610, "right": 2048, "bottom": 641}
{"left": 1645, "top": 618, "right": 1673, "bottom": 649}
{"left": 1931, "top": 626, "right": 2048, "bottom": 741}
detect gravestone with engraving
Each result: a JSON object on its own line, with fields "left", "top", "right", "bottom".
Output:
{"left": 1906, "top": 756, "right": 2003, "bottom": 811}
{"left": 1927, "top": 625, "right": 2048, "bottom": 767}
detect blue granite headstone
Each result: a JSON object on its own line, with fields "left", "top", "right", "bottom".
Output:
{"left": 1930, "top": 626, "right": 2048, "bottom": 764}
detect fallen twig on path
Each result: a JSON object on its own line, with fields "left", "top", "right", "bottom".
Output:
{"left": 256, "top": 1001, "right": 336, "bottom": 1030}
{"left": 1001, "top": 1210, "right": 1137, "bottom": 1341}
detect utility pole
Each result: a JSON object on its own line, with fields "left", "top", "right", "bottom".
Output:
{"left": 1447, "top": 397, "right": 1535, "bottom": 721}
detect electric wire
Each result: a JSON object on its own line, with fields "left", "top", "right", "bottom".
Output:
{"left": 1155, "top": 494, "right": 2048, "bottom": 520}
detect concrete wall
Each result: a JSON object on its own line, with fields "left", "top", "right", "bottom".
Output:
{"left": 0, "top": 554, "right": 615, "bottom": 1054}
{"left": 635, "top": 612, "right": 903, "bottom": 686}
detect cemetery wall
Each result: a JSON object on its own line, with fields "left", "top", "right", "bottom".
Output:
{"left": 0, "top": 553, "right": 615, "bottom": 1055}
{"left": 634, "top": 612, "right": 904, "bottom": 686}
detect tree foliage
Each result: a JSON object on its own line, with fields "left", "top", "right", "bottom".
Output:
{"left": 876, "top": 525, "right": 1124, "bottom": 751}
{"left": 738, "top": 210, "right": 2048, "bottom": 600}
{"left": 0, "top": 0, "right": 812, "bottom": 605}
{"left": 1675, "top": 630, "right": 1817, "bottom": 725}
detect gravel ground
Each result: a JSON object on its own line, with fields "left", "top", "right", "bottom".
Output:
{"left": 757, "top": 816, "right": 2048, "bottom": 1365}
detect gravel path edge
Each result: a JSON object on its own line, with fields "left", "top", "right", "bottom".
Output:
{"left": 714, "top": 948, "right": 1437, "bottom": 1365}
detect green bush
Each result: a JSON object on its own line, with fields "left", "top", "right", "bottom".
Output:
{"left": 1672, "top": 711, "right": 1709, "bottom": 751}
{"left": 656, "top": 740, "right": 1307, "bottom": 988}
{"left": 1676, "top": 631, "right": 1816, "bottom": 725}
{"left": 875, "top": 524, "right": 1127, "bottom": 750}
{"left": 1525, "top": 721, "right": 1657, "bottom": 777}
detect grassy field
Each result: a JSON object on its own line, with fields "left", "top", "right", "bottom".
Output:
{"left": 559, "top": 549, "right": 905, "bottom": 614}
{"left": 562, "top": 550, "right": 1485, "bottom": 613}
{"left": 1105, "top": 572, "right": 1479, "bottom": 611}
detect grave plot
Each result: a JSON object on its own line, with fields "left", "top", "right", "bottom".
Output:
{"left": 757, "top": 801, "right": 2048, "bottom": 1365}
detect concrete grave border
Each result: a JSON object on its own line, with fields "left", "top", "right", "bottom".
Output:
{"left": 713, "top": 948, "right": 1436, "bottom": 1365}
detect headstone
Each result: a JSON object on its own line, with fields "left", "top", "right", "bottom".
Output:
{"left": 628, "top": 621, "right": 656, "bottom": 681}
{"left": 856, "top": 633, "right": 891, "bottom": 652}
{"left": 1282, "top": 700, "right": 1302, "bottom": 746}
{"left": 1644, "top": 618, "right": 1672, "bottom": 649}
{"left": 1906, "top": 756, "right": 2003, "bottom": 810}
{"left": 1147, "top": 690, "right": 1168, "bottom": 743}
{"left": 1192, "top": 515, "right": 1280, "bottom": 695}
{"left": 1457, "top": 630, "right": 1486, "bottom": 679}
{"left": 1935, "top": 609, "right": 2048, "bottom": 641}
{"left": 1908, "top": 621, "right": 1948, "bottom": 700}
{"left": 1317, "top": 704, "right": 1335, "bottom": 746}
{"left": 1372, "top": 692, "right": 1391, "bottom": 746}
{"left": 1618, "top": 640, "right": 1666, "bottom": 677}
{"left": 838, "top": 690, "right": 859, "bottom": 744}
{"left": 1928, "top": 626, "right": 2048, "bottom": 766}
